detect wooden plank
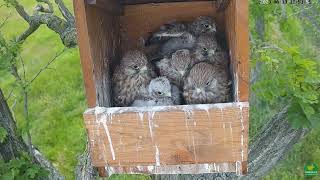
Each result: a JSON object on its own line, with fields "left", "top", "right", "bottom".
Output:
{"left": 86, "top": 0, "right": 123, "bottom": 15}
{"left": 120, "top": 0, "right": 213, "bottom": 5}
{"left": 83, "top": 102, "right": 249, "bottom": 171}
{"left": 235, "top": 0, "right": 249, "bottom": 102}
{"left": 73, "top": 0, "right": 97, "bottom": 107}
{"left": 74, "top": 0, "right": 122, "bottom": 107}
{"left": 224, "top": 0, "right": 249, "bottom": 102}
{"left": 105, "top": 162, "right": 246, "bottom": 175}
{"left": 119, "top": 1, "right": 225, "bottom": 51}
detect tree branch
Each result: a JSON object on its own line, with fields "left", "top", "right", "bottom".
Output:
{"left": 10, "top": 0, "right": 30, "bottom": 23}
{"left": 0, "top": 88, "right": 65, "bottom": 180}
{"left": 54, "top": 0, "right": 75, "bottom": 23}
{"left": 36, "top": 0, "right": 54, "bottom": 13}
{"left": 8, "top": 0, "right": 77, "bottom": 47}
{"left": 16, "top": 23, "right": 40, "bottom": 42}
{"left": 27, "top": 48, "right": 66, "bottom": 86}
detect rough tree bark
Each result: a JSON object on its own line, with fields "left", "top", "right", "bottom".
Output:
{"left": 8, "top": 0, "right": 76, "bottom": 48}
{"left": 0, "top": 89, "right": 65, "bottom": 180}
{"left": 4, "top": 1, "right": 312, "bottom": 179}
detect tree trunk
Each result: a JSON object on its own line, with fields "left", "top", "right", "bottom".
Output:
{"left": 0, "top": 89, "right": 28, "bottom": 161}
{"left": 75, "top": 143, "right": 98, "bottom": 180}
{"left": 0, "top": 89, "right": 65, "bottom": 180}
{"left": 244, "top": 106, "right": 309, "bottom": 179}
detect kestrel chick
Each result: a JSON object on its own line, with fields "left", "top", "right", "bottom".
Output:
{"left": 160, "top": 32, "right": 196, "bottom": 57}
{"left": 112, "top": 50, "right": 155, "bottom": 107}
{"left": 183, "top": 62, "right": 231, "bottom": 104}
{"left": 148, "top": 16, "right": 217, "bottom": 44}
{"left": 188, "top": 16, "right": 217, "bottom": 37}
{"left": 193, "top": 35, "right": 219, "bottom": 62}
{"left": 193, "top": 35, "right": 229, "bottom": 68}
{"left": 131, "top": 77, "right": 174, "bottom": 107}
{"left": 156, "top": 49, "right": 194, "bottom": 88}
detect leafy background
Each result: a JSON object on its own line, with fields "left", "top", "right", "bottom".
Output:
{"left": 0, "top": 0, "right": 319, "bottom": 179}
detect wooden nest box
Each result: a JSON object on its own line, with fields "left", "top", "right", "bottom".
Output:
{"left": 73, "top": 0, "right": 249, "bottom": 176}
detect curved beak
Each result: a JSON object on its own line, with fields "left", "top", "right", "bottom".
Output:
{"left": 195, "top": 88, "right": 203, "bottom": 94}
{"left": 208, "top": 49, "right": 215, "bottom": 56}
{"left": 165, "top": 92, "right": 172, "bottom": 97}
{"left": 179, "top": 70, "right": 185, "bottom": 76}
{"left": 140, "top": 66, "right": 148, "bottom": 73}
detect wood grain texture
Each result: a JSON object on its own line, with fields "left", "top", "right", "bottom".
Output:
{"left": 105, "top": 162, "right": 246, "bottom": 175}
{"left": 86, "top": 0, "right": 123, "bottom": 15}
{"left": 224, "top": 0, "right": 249, "bottom": 102}
{"left": 83, "top": 102, "right": 249, "bottom": 174}
{"left": 120, "top": 0, "right": 213, "bottom": 5}
{"left": 73, "top": 0, "right": 97, "bottom": 107}
{"left": 74, "top": 0, "right": 122, "bottom": 107}
{"left": 75, "top": 0, "right": 250, "bottom": 175}
{"left": 119, "top": 1, "right": 225, "bottom": 51}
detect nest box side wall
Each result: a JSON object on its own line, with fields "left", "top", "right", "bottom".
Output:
{"left": 73, "top": 0, "right": 122, "bottom": 108}
{"left": 119, "top": 1, "right": 224, "bottom": 51}
{"left": 224, "top": 0, "right": 249, "bottom": 102}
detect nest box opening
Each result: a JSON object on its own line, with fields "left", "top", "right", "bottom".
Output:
{"left": 73, "top": 0, "right": 249, "bottom": 176}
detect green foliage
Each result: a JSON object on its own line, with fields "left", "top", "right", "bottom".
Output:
{"left": 250, "top": 1, "right": 320, "bottom": 179}
{"left": 251, "top": 1, "right": 320, "bottom": 129}
{"left": 0, "top": 32, "right": 21, "bottom": 72}
{"left": 0, "top": 0, "right": 319, "bottom": 179}
{"left": 0, "top": 126, "right": 8, "bottom": 143}
{"left": 0, "top": 156, "right": 49, "bottom": 180}
{"left": 0, "top": 1, "right": 86, "bottom": 179}
{"left": 252, "top": 46, "right": 320, "bottom": 128}
{"left": 265, "top": 129, "right": 320, "bottom": 179}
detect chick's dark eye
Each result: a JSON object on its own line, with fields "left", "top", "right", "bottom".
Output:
{"left": 202, "top": 48, "right": 208, "bottom": 51}
{"left": 206, "top": 81, "right": 210, "bottom": 86}
{"left": 205, "top": 24, "right": 210, "bottom": 28}
{"left": 133, "top": 65, "right": 139, "bottom": 69}
{"left": 157, "top": 91, "right": 163, "bottom": 95}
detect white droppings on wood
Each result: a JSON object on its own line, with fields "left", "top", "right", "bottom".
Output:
{"left": 235, "top": 161, "right": 242, "bottom": 176}
{"left": 137, "top": 166, "right": 143, "bottom": 171}
{"left": 86, "top": 102, "right": 249, "bottom": 174}
{"left": 86, "top": 102, "right": 249, "bottom": 118}
{"left": 147, "top": 165, "right": 154, "bottom": 172}
{"left": 148, "top": 111, "right": 155, "bottom": 141}
{"left": 102, "top": 121, "right": 116, "bottom": 160}
{"left": 138, "top": 112, "right": 144, "bottom": 123}
{"left": 155, "top": 145, "right": 161, "bottom": 166}
{"left": 239, "top": 103, "right": 245, "bottom": 161}
{"left": 105, "top": 163, "right": 239, "bottom": 174}
{"left": 234, "top": 71, "right": 240, "bottom": 102}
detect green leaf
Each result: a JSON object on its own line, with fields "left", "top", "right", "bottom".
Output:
{"left": 299, "top": 102, "right": 315, "bottom": 119}
{"left": 0, "top": 127, "right": 7, "bottom": 143}
{"left": 309, "top": 112, "right": 320, "bottom": 128}
{"left": 287, "top": 101, "right": 310, "bottom": 128}
{"left": 26, "top": 167, "right": 39, "bottom": 179}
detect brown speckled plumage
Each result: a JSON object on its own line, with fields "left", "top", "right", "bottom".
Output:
{"left": 183, "top": 62, "right": 231, "bottom": 104}
{"left": 156, "top": 49, "right": 195, "bottom": 88}
{"left": 112, "top": 50, "right": 155, "bottom": 107}
{"left": 193, "top": 35, "right": 230, "bottom": 73}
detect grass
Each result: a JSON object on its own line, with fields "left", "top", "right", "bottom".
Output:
{"left": 0, "top": 0, "right": 319, "bottom": 179}
{"left": 0, "top": 0, "right": 86, "bottom": 179}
